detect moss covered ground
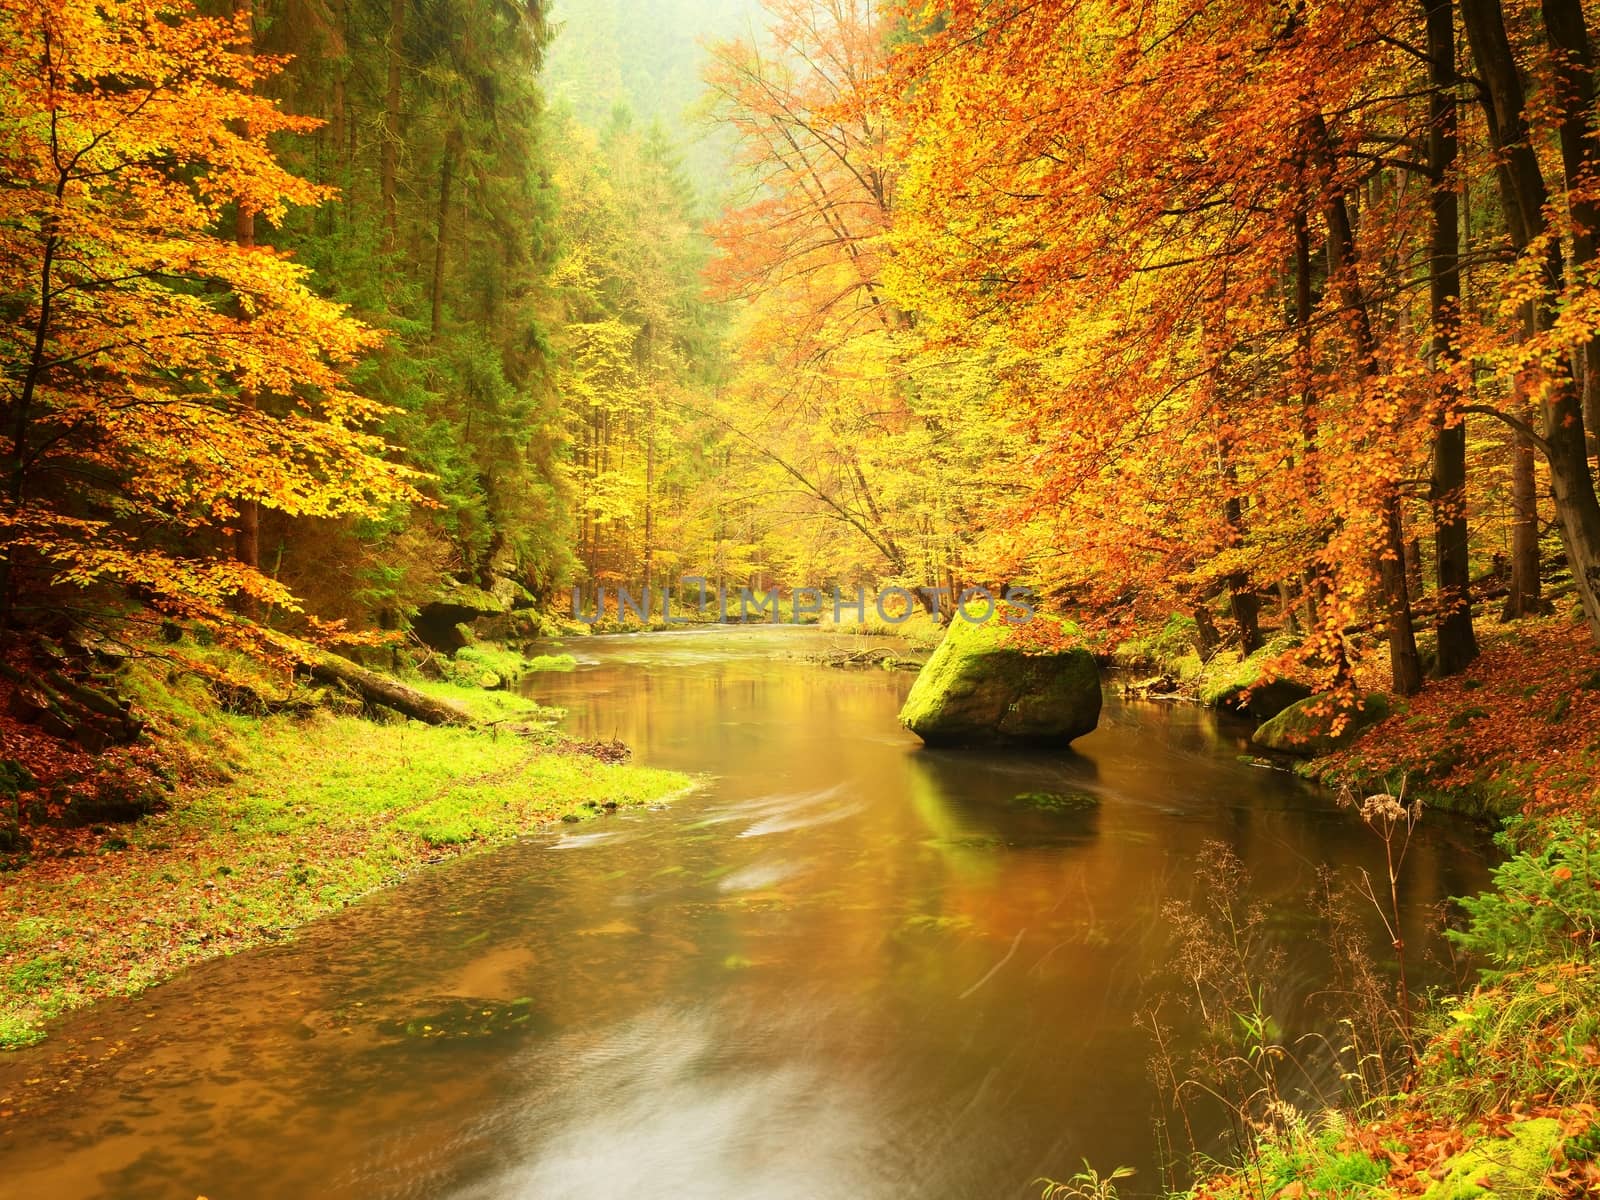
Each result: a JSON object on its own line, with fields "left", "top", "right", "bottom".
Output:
{"left": 0, "top": 653, "right": 687, "bottom": 1049}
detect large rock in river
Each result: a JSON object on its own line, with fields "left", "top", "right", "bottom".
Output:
{"left": 898, "top": 617, "right": 1102, "bottom": 747}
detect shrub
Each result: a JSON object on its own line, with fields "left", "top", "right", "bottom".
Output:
{"left": 1450, "top": 817, "right": 1600, "bottom": 973}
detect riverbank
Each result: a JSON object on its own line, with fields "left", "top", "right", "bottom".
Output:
{"left": 1088, "top": 615, "right": 1600, "bottom": 1197}
{"left": 1111, "top": 613, "right": 1600, "bottom": 820}
{"left": 1310, "top": 618, "right": 1600, "bottom": 820}
{"left": 0, "top": 652, "right": 689, "bottom": 1049}
{"left": 1158, "top": 814, "right": 1599, "bottom": 1200}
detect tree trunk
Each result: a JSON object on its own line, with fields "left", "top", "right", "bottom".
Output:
{"left": 382, "top": 0, "right": 404, "bottom": 254}
{"left": 1503, "top": 398, "right": 1542, "bottom": 619}
{"left": 1223, "top": 524, "right": 1261, "bottom": 656}
{"left": 1291, "top": 208, "right": 1326, "bottom": 637}
{"left": 307, "top": 653, "right": 470, "bottom": 725}
{"left": 328, "top": 0, "right": 349, "bottom": 180}
{"left": 1463, "top": 0, "right": 1600, "bottom": 641}
{"left": 1378, "top": 496, "right": 1423, "bottom": 695}
{"left": 1190, "top": 605, "right": 1222, "bottom": 661}
{"left": 1404, "top": 531, "right": 1424, "bottom": 603}
{"left": 1314, "top": 114, "right": 1423, "bottom": 694}
{"left": 1424, "top": 0, "right": 1479, "bottom": 673}
{"left": 1220, "top": 442, "right": 1261, "bottom": 653}
{"left": 1228, "top": 586, "right": 1261, "bottom": 654}
{"left": 1278, "top": 580, "right": 1301, "bottom": 637}
{"left": 1585, "top": 351, "right": 1600, "bottom": 473}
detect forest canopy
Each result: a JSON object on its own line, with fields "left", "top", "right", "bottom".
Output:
{"left": 4, "top": 0, "right": 1600, "bottom": 697}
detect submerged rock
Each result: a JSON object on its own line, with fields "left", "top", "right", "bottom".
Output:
{"left": 898, "top": 617, "right": 1101, "bottom": 748}
{"left": 1251, "top": 692, "right": 1391, "bottom": 757}
{"left": 1012, "top": 790, "right": 1101, "bottom": 813}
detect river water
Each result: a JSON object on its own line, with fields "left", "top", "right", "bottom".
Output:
{"left": 0, "top": 627, "right": 1491, "bottom": 1199}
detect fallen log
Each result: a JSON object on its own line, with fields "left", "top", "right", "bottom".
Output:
{"left": 306, "top": 653, "right": 471, "bottom": 726}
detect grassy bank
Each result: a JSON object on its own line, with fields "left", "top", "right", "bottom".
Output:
{"left": 1310, "top": 619, "right": 1600, "bottom": 820}
{"left": 0, "top": 655, "right": 689, "bottom": 1049}
{"left": 823, "top": 610, "right": 945, "bottom": 650}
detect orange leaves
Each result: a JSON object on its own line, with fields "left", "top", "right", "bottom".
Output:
{"left": 1317, "top": 615, "right": 1600, "bottom": 816}
{"left": 868, "top": 0, "right": 1515, "bottom": 672}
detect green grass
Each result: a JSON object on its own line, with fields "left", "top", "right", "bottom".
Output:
{"left": 1114, "top": 612, "right": 1203, "bottom": 670}
{"left": 412, "top": 676, "right": 563, "bottom": 723}
{"left": 1112, "top": 615, "right": 1306, "bottom": 710}
{"left": 824, "top": 610, "right": 945, "bottom": 650}
{"left": 0, "top": 656, "right": 688, "bottom": 1048}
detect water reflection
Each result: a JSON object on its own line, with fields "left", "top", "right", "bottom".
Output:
{"left": 0, "top": 627, "right": 1493, "bottom": 1199}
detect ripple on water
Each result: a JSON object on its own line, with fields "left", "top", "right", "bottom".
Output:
{"left": 546, "top": 830, "right": 619, "bottom": 851}
{"left": 440, "top": 1007, "right": 891, "bottom": 1200}
{"left": 716, "top": 861, "right": 802, "bottom": 892}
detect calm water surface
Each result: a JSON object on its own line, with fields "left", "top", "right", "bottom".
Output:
{"left": 0, "top": 627, "right": 1492, "bottom": 1199}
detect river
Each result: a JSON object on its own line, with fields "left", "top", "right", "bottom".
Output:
{"left": 0, "top": 626, "right": 1492, "bottom": 1199}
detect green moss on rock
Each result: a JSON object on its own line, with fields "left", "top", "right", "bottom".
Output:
{"left": 898, "top": 617, "right": 1101, "bottom": 747}
{"left": 1252, "top": 692, "right": 1392, "bottom": 757}
{"left": 1195, "top": 635, "right": 1311, "bottom": 719}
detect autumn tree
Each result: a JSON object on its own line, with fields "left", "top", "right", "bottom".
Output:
{"left": 873, "top": 0, "right": 1600, "bottom": 693}
{"left": 549, "top": 109, "right": 719, "bottom": 593}
{"left": 705, "top": 0, "right": 1000, "bottom": 607}
{"left": 1457, "top": 0, "right": 1600, "bottom": 640}
{"left": 0, "top": 0, "right": 419, "bottom": 641}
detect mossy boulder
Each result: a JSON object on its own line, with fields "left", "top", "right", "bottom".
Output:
{"left": 413, "top": 579, "right": 514, "bottom": 652}
{"left": 1240, "top": 678, "right": 1314, "bottom": 720}
{"left": 1252, "top": 692, "right": 1392, "bottom": 757}
{"left": 898, "top": 617, "right": 1101, "bottom": 748}
{"left": 1195, "top": 635, "right": 1310, "bottom": 720}
{"left": 1202, "top": 673, "right": 1314, "bottom": 721}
